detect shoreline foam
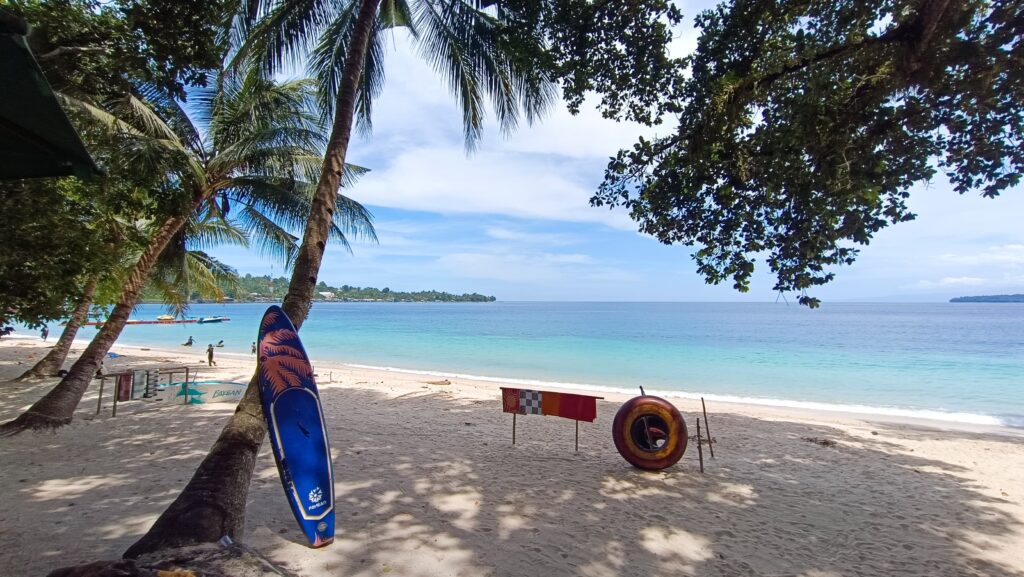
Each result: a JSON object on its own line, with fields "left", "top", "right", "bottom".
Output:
{"left": 341, "top": 362, "right": 1019, "bottom": 430}
{"left": 7, "top": 332, "right": 1020, "bottom": 432}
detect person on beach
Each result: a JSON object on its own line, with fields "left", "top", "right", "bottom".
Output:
{"left": 183, "top": 336, "right": 194, "bottom": 347}
{"left": 206, "top": 344, "right": 216, "bottom": 366}
{"left": 250, "top": 341, "right": 256, "bottom": 355}
{"left": 41, "top": 326, "right": 48, "bottom": 341}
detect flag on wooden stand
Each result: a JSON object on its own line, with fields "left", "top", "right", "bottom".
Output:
{"left": 500, "top": 388, "right": 598, "bottom": 422}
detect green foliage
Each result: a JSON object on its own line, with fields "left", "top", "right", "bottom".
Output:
{"left": 208, "top": 275, "right": 496, "bottom": 302}
{"left": 0, "top": 178, "right": 117, "bottom": 327}
{"left": 498, "top": 0, "right": 685, "bottom": 125}
{"left": 232, "top": 0, "right": 558, "bottom": 149}
{"left": 12, "top": 0, "right": 232, "bottom": 99}
{"left": 590, "top": 0, "right": 1023, "bottom": 307}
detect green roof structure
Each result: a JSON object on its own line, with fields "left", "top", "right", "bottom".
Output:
{"left": 0, "top": 10, "right": 101, "bottom": 180}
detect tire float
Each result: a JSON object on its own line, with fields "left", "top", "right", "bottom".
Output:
{"left": 612, "top": 395, "right": 688, "bottom": 470}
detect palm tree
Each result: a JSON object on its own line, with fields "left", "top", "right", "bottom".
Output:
{"left": 0, "top": 70, "right": 374, "bottom": 436}
{"left": 125, "top": 0, "right": 554, "bottom": 556}
{"left": 15, "top": 280, "right": 99, "bottom": 380}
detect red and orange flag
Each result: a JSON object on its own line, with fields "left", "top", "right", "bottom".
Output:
{"left": 500, "top": 387, "right": 599, "bottom": 422}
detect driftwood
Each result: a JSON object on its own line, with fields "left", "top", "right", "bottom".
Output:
{"left": 801, "top": 436, "right": 838, "bottom": 448}
{"left": 46, "top": 541, "right": 299, "bottom": 577}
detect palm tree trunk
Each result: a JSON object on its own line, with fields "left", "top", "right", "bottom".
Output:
{"left": 124, "top": 0, "right": 382, "bottom": 557}
{"left": 15, "top": 280, "right": 98, "bottom": 380}
{"left": 0, "top": 213, "right": 192, "bottom": 436}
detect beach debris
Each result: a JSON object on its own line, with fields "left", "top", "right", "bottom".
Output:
{"left": 801, "top": 437, "right": 838, "bottom": 448}
{"left": 427, "top": 379, "right": 451, "bottom": 385}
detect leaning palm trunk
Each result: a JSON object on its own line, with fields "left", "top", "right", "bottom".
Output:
{"left": 123, "top": 0, "right": 382, "bottom": 558}
{"left": 16, "top": 280, "right": 98, "bottom": 380}
{"left": 0, "top": 214, "right": 191, "bottom": 435}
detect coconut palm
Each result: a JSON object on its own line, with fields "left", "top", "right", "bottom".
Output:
{"left": 125, "top": 0, "right": 554, "bottom": 556}
{"left": 0, "top": 70, "right": 374, "bottom": 436}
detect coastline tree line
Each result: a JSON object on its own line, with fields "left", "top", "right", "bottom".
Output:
{"left": 139, "top": 274, "right": 497, "bottom": 303}
{"left": 0, "top": 0, "right": 1020, "bottom": 572}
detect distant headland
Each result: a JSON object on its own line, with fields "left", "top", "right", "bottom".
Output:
{"left": 950, "top": 294, "right": 1024, "bottom": 303}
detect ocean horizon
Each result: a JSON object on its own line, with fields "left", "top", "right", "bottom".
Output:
{"left": 29, "top": 301, "right": 1024, "bottom": 428}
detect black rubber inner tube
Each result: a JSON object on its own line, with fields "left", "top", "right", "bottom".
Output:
{"left": 631, "top": 414, "right": 669, "bottom": 452}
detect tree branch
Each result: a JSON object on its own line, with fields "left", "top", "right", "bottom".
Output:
{"left": 38, "top": 45, "right": 107, "bottom": 60}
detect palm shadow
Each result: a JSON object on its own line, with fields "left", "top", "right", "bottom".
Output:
{"left": 2, "top": 378, "right": 1021, "bottom": 577}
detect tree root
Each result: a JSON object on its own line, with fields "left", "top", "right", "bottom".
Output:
{"left": 48, "top": 541, "right": 301, "bottom": 577}
{"left": 123, "top": 503, "right": 231, "bottom": 559}
{"left": 0, "top": 411, "right": 71, "bottom": 437}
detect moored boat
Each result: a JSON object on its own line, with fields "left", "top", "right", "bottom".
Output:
{"left": 197, "top": 316, "right": 230, "bottom": 324}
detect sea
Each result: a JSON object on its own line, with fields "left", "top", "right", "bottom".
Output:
{"left": 49, "top": 301, "right": 1024, "bottom": 428}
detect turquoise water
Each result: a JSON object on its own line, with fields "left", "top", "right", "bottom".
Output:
{"left": 69, "top": 302, "right": 1024, "bottom": 427}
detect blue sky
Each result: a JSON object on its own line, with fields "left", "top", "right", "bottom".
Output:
{"left": 211, "top": 9, "right": 1024, "bottom": 303}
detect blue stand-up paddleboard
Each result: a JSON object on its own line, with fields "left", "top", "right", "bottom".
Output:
{"left": 257, "top": 305, "right": 334, "bottom": 548}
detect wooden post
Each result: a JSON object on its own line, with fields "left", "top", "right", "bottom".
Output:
{"left": 575, "top": 419, "right": 579, "bottom": 452}
{"left": 112, "top": 381, "right": 119, "bottom": 417}
{"left": 696, "top": 417, "right": 705, "bottom": 474}
{"left": 512, "top": 413, "right": 517, "bottom": 445}
{"left": 701, "top": 397, "right": 715, "bottom": 458}
{"left": 96, "top": 377, "right": 105, "bottom": 415}
{"left": 185, "top": 370, "right": 198, "bottom": 405}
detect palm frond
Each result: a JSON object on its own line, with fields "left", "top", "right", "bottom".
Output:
{"left": 309, "top": 3, "right": 390, "bottom": 134}
{"left": 230, "top": 0, "right": 341, "bottom": 77}
{"left": 414, "top": 0, "right": 556, "bottom": 149}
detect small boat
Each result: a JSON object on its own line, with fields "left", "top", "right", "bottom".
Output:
{"left": 156, "top": 315, "right": 176, "bottom": 321}
{"left": 197, "top": 316, "right": 231, "bottom": 324}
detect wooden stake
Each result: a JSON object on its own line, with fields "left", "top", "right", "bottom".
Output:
{"left": 96, "top": 377, "right": 105, "bottom": 415}
{"left": 696, "top": 417, "right": 705, "bottom": 474}
{"left": 575, "top": 419, "right": 579, "bottom": 452}
{"left": 512, "top": 412, "right": 517, "bottom": 445}
{"left": 701, "top": 397, "right": 715, "bottom": 458}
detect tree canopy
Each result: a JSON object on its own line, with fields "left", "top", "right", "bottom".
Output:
{"left": 12, "top": 0, "right": 233, "bottom": 99}
{"left": 590, "top": 0, "right": 1023, "bottom": 306}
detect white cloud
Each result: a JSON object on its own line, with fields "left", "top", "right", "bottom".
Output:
{"left": 484, "top": 226, "right": 580, "bottom": 247}
{"left": 353, "top": 147, "right": 635, "bottom": 228}
{"left": 912, "top": 276, "right": 988, "bottom": 289}
{"left": 938, "top": 244, "right": 1024, "bottom": 265}
{"left": 437, "top": 251, "right": 637, "bottom": 285}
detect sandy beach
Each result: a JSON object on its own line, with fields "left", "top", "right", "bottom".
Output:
{"left": 1, "top": 336, "right": 1022, "bottom": 577}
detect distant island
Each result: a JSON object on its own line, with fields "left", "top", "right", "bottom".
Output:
{"left": 950, "top": 294, "right": 1024, "bottom": 303}
{"left": 143, "top": 275, "right": 496, "bottom": 303}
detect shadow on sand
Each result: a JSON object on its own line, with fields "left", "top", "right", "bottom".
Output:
{"left": 2, "top": 377, "right": 1022, "bottom": 577}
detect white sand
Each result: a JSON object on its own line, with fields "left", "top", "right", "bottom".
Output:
{"left": 1, "top": 337, "right": 1022, "bottom": 577}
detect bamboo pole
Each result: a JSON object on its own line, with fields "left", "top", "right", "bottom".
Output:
{"left": 696, "top": 417, "right": 705, "bottom": 474}
{"left": 701, "top": 397, "right": 715, "bottom": 458}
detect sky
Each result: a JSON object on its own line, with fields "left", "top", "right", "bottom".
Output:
{"left": 210, "top": 6, "right": 1024, "bottom": 303}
